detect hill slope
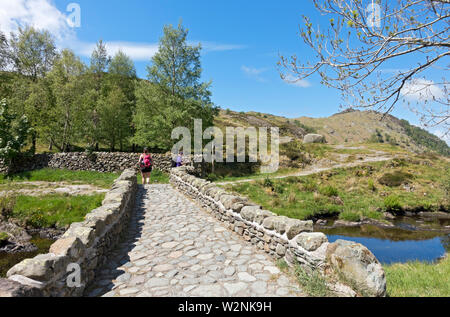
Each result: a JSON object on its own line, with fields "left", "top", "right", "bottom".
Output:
{"left": 215, "top": 109, "right": 450, "bottom": 156}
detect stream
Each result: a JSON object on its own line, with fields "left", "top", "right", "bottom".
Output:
{"left": 0, "top": 235, "right": 54, "bottom": 278}
{"left": 316, "top": 215, "right": 450, "bottom": 264}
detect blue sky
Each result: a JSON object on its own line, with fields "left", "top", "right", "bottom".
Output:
{"left": 0, "top": 0, "right": 448, "bottom": 142}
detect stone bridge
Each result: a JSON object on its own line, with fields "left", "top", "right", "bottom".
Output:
{"left": 1, "top": 168, "right": 386, "bottom": 297}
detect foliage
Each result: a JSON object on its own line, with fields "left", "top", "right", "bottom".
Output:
{"left": 0, "top": 99, "right": 32, "bottom": 165}
{"left": 384, "top": 195, "right": 402, "bottom": 214}
{"left": 0, "top": 195, "right": 15, "bottom": 220}
{"left": 399, "top": 119, "right": 450, "bottom": 156}
{"left": 97, "top": 87, "right": 132, "bottom": 151}
{"left": 7, "top": 26, "right": 57, "bottom": 80}
{"left": 263, "top": 177, "right": 273, "bottom": 188}
{"left": 133, "top": 22, "right": 218, "bottom": 151}
{"left": 294, "top": 265, "right": 330, "bottom": 297}
{"left": 319, "top": 185, "right": 339, "bottom": 197}
{"left": 369, "top": 129, "right": 384, "bottom": 144}
{"left": 0, "top": 231, "right": 9, "bottom": 243}
{"left": 293, "top": 120, "right": 317, "bottom": 134}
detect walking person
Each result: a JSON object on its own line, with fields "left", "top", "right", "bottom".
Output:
{"left": 176, "top": 152, "right": 183, "bottom": 167}
{"left": 139, "top": 148, "right": 153, "bottom": 185}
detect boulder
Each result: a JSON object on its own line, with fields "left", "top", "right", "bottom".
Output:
{"left": 296, "top": 232, "right": 328, "bottom": 251}
{"left": 254, "top": 210, "right": 273, "bottom": 225}
{"left": 241, "top": 206, "right": 260, "bottom": 222}
{"left": 0, "top": 278, "right": 43, "bottom": 297}
{"left": 286, "top": 220, "right": 313, "bottom": 240}
{"left": 7, "top": 254, "right": 68, "bottom": 282}
{"left": 326, "top": 240, "right": 386, "bottom": 297}
{"left": 303, "top": 134, "right": 325, "bottom": 144}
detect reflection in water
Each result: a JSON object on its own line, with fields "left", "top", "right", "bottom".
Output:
{"left": 317, "top": 216, "right": 449, "bottom": 264}
{"left": 327, "top": 235, "right": 447, "bottom": 264}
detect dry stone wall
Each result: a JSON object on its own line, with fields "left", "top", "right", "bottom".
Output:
{"left": 0, "top": 152, "right": 174, "bottom": 174}
{"left": 170, "top": 167, "right": 387, "bottom": 297}
{"left": 1, "top": 169, "right": 138, "bottom": 297}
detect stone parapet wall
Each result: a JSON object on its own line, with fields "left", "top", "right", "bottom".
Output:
{"left": 0, "top": 152, "right": 175, "bottom": 174}
{"left": 0, "top": 169, "right": 138, "bottom": 297}
{"left": 170, "top": 167, "right": 387, "bottom": 297}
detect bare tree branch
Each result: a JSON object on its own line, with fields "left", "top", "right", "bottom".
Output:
{"left": 279, "top": 0, "right": 449, "bottom": 136}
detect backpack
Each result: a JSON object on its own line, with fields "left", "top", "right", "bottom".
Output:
{"left": 141, "top": 154, "right": 152, "bottom": 168}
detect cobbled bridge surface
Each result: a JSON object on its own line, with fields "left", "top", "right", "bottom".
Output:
{"left": 87, "top": 185, "right": 305, "bottom": 297}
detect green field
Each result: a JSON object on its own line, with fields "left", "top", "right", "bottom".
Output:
{"left": 224, "top": 155, "right": 449, "bottom": 221}
{"left": 2, "top": 194, "right": 105, "bottom": 229}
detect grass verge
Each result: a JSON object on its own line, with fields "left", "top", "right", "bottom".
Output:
{"left": 7, "top": 194, "right": 105, "bottom": 229}
{"left": 0, "top": 168, "right": 120, "bottom": 189}
{"left": 277, "top": 259, "right": 331, "bottom": 297}
{"left": 384, "top": 256, "right": 450, "bottom": 297}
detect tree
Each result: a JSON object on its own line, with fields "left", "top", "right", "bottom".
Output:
{"left": 90, "top": 40, "right": 110, "bottom": 77}
{"left": 0, "top": 99, "right": 32, "bottom": 168}
{"left": 8, "top": 26, "right": 57, "bottom": 81}
{"left": 134, "top": 22, "right": 217, "bottom": 150}
{"left": 98, "top": 87, "right": 132, "bottom": 151}
{"left": 109, "top": 50, "right": 137, "bottom": 101}
{"left": 5, "top": 27, "right": 57, "bottom": 153}
{"left": 280, "top": 0, "right": 449, "bottom": 135}
{"left": 108, "top": 51, "right": 137, "bottom": 151}
{"left": 90, "top": 40, "right": 111, "bottom": 150}
{"left": 109, "top": 50, "right": 136, "bottom": 78}
{"left": 46, "top": 49, "right": 87, "bottom": 152}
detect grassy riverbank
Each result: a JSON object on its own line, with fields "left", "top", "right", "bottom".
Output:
{"left": 2, "top": 194, "right": 105, "bottom": 229}
{"left": 0, "top": 168, "right": 120, "bottom": 189}
{"left": 384, "top": 256, "right": 450, "bottom": 297}
{"left": 224, "top": 155, "right": 449, "bottom": 221}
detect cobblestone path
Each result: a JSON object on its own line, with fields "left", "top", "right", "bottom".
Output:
{"left": 88, "top": 185, "right": 305, "bottom": 297}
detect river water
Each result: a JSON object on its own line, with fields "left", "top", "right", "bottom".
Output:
{"left": 317, "top": 216, "right": 449, "bottom": 264}
{"left": 0, "top": 236, "right": 54, "bottom": 278}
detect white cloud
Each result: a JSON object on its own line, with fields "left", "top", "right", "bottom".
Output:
{"left": 401, "top": 78, "right": 444, "bottom": 102}
{"left": 0, "top": 0, "right": 246, "bottom": 62}
{"left": 283, "top": 74, "right": 311, "bottom": 88}
{"left": 71, "top": 41, "right": 159, "bottom": 61}
{"left": 0, "top": 0, "right": 74, "bottom": 41}
{"left": 242, "top": 66, "right": 268, "bottom": 82}
{"left": 200, "top": 41, "right": 247, "bottom": 52}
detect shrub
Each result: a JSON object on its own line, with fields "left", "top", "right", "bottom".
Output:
{"left": 384, "top": 195, "right": 403, "bottom": 214}
{"left": 319, "top": 185, "right": 339, "bottom": 197}
{"left": 274, "top": 184, "right": 285, "bottom": 194}
{"left": 339, "top": 210, "right": 361, "bottom": 222}
{"left": 378, "top": 171, "right": 413, "bottom": 187}
{"left": 0, "top": 196, "right": 15, "bottom": 220}
{"left": 206, "top": 173, "right": 219, "bottom": 182}
{"left": 368, "top": 179, "right": 376, "bottom": 192}
{"left": 263, "top": 177, "right": 273, "bottom": 188}
{"left": 294, "top": 265, "right": 330, "bottom": 297}
{"left": 0, "top": 232, "right": 9, "bottom": 243}
{"left": 303, "top": 178, "right": 317, "bottom": 192}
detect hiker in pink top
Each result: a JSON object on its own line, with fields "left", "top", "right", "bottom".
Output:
{"left": 139, "top": 148, "right": 153, "bottom": 185}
